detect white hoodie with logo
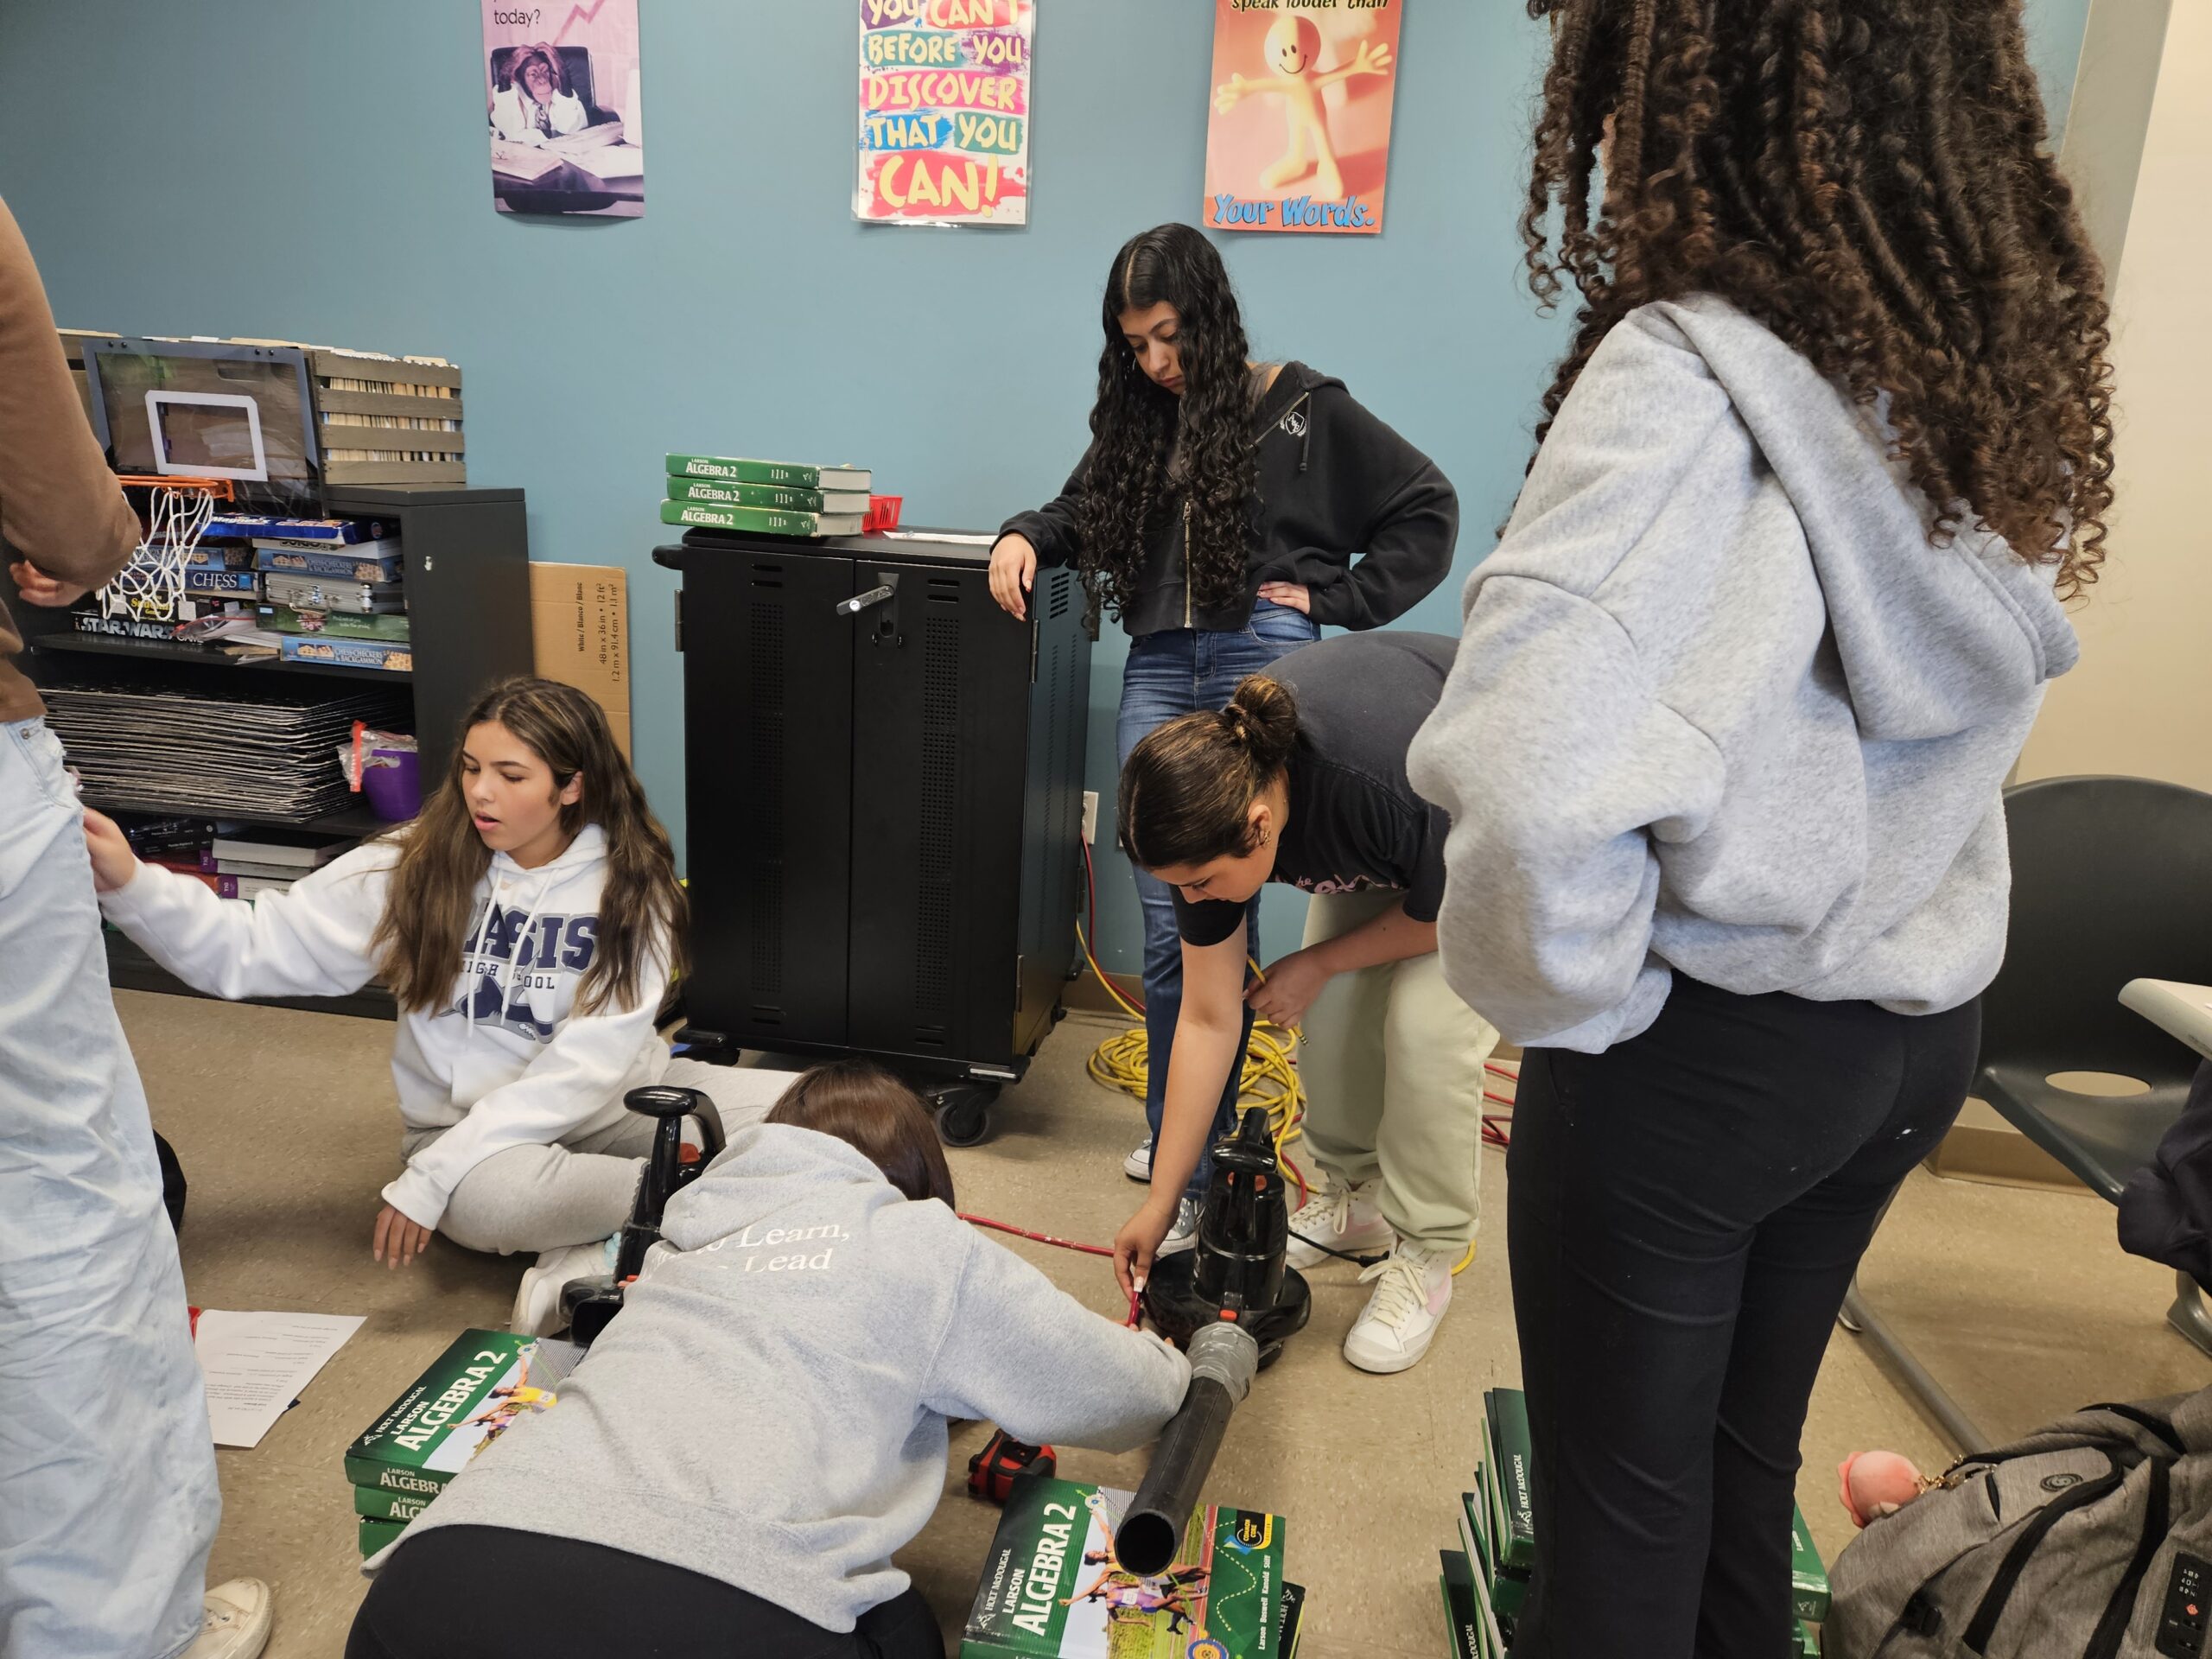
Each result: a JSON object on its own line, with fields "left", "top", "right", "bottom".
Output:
{"left": 99, "top": 823, "right": 669, "bottom": 1229}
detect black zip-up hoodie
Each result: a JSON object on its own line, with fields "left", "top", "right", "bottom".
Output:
{"left": 996, "top": 362, "right": 1459, "bottom": 636}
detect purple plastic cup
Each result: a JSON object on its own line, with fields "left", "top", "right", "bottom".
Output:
{"left": 362, "top": 747, "right": 423, "bottom": 822}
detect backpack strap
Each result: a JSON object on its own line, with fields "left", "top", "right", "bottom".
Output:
{"left": 2156, "top": 1384, "right": 2212, "bottom": 1452}
{"left": 2083, "top": 1454, "right": 2173, "bottom": 1659}
{"left": 1962, "top": 1464, "right": 2132, "bottom": 1653}
{"left": 2084, "top": 1402, "right": 2187, "bottom": 1458}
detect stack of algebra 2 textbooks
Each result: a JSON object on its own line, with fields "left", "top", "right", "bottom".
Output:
{"left": 344, "top": 1331, "right": 582, "bottom": 1560}
{"left": 1443, "top": 1388, "right": 1828, "bottom": 1656}
{"left": 961, "top": 1474, "right": 1304, "bottom": 1659}
{"left": 661, "top": 454, "right": 873, "bottom": 537}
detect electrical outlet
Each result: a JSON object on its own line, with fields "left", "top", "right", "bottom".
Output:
{"left": 1082, "top": 790, "right": 1099, "bottom": 846}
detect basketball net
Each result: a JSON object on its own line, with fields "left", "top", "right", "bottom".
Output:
{"left": 101, "top": 481, "right": 221, "bottom": 623}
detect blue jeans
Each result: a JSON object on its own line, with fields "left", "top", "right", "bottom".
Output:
{"left": 0, "top": 720, "right": 219, "bottom": 1659}
{"left": 1115, "top": 601, "right": 1319, "bottom": 1197}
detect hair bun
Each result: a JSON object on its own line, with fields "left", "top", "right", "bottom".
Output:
{"left": 1222, "top": 674, "right": 1299, "bottom": 772}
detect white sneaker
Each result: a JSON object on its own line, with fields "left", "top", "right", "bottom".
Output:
{"left": 1286, "top": 1176, "right": 1395, "bottom": 1270}
{"left": 511, "top": 1236, "right": 617, "bottom": 1336}
{"left": 1343, "top": 1242, "right": 1455, "bottom": 1375}
{"left": 1156, "top": 1193, "right": 1203, "bottom": 1258}
{"left": 1125, "top": 1135, "right": 1154, "bottom": 1183}
{"left": 185, "top": 1579, "right": 271, "bottom": 1659}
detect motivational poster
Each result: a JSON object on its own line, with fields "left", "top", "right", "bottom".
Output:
{"left": 855, "top": 0, "right": 1034, "bottom": 226}
{"left": 1205, "top": 0, "right": 1402, "bottom": 235}
{"left": 482, "top": 0, "right": 646, "bottom": 219}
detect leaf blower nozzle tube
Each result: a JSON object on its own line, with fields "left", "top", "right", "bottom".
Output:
{"left": 1113, "top": 1320, "right": 1260, "bottom": 1576}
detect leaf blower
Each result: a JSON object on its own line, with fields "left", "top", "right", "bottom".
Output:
{"left": 1116, "top": 1106, "right": 1311, "bottom": 1575}
{"left": 560, "top": 1084, "right": 727, "bottom": 1344}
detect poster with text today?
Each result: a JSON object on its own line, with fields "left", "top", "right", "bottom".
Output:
{"left": 855, "top": 0, "right": 1033, "bottom": 226}
{"left": 1205, "top": 0, "right": 1401, "bottom": 235}
{"left": 482, "top": 0, "right": 645, "bottom": 219}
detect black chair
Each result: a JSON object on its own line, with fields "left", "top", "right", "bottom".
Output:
{"left": 1841, "top": 774, "right": 2212, "bottom": 1452}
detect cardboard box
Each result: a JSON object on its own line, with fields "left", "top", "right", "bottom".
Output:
{"left": 531, "top": 563, "right": 631, "bottom": 759}
{"left": 1926, "top": 1096, "right": 2089, "bottom": 1193}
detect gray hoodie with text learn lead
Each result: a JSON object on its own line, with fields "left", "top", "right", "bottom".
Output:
{"left": 384, "top": 1124, "right": 1190, "bottom": 1630}
{"left": 1407, "top": 296, "right": 2079, "bottom": 1052}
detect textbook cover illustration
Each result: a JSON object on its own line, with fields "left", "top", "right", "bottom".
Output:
{"left": 962, "top": 1477, "right": 1285, "bottom": 1659}
{"left": 343, "top": 1331, "right": 578, "bottom": 1493}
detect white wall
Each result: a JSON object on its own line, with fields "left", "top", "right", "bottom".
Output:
{"left": 2017, "top": 0, "right": 2211, "bottom": 791}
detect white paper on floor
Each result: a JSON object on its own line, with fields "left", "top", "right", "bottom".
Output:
{"left": 193, "top": 1310, "right": 365, "bottom": 1447}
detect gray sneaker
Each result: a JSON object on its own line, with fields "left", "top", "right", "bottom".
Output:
{"left": 1124, "top": 1135, "right": 1154, "bottom": 1183}
{"left": 1156, "top": 1193, "right": 1202, "bottom": 1258}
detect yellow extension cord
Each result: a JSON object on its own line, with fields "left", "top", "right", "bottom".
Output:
{"left": 1075, "top": 921, "right": 1474, "bottom": 1276}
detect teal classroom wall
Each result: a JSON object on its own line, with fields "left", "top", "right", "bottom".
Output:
{"left": 0, "top": 0, "right": 2090, "bottom": 971}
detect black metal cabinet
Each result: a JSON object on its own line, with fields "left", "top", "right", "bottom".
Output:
{"left": 657, "top": 530, "right": 1090, "bottom": 1131}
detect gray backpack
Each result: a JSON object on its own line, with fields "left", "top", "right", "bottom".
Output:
{"left": 1827, "top": 1392, "right": 2212, "bottom": 1657}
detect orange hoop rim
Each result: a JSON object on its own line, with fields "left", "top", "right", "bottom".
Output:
{"left": 115, "top": 474, "right": 236, "bottom": 502}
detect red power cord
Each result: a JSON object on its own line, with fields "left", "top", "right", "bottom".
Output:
{"left": 961, "top": 1212, "right": 1142, "bottom": 1327}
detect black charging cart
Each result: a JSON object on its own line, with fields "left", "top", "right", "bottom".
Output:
{"left": 653, "top": 528, "right": 1091, "bottom": 1146}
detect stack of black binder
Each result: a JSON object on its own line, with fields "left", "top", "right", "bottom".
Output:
{"left": 41, "top": 671, "right": 409, "bottom": 822}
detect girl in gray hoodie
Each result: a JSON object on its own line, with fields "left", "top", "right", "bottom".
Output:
{"left": 347, "top": 1061, "right": 1189, "bottom": 1659}
{"left": 1406, "top": 3, "right": 2115, "bottom": 1656}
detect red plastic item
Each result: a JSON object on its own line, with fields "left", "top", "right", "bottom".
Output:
{"left": 864, "top": 493, "right": 904, "bottom": 533}
{"left": 967, "top": 1429, "right": 1056, "bottom": 1503}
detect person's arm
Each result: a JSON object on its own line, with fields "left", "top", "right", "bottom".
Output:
{"left": 922, "top": 1224, "right": 1192, "bottom": 1452}
{"left": 990, "top": 451, "right": 1090, "bottom": 620}
{"left": 384, "top": 943, "right": 671, "bottom": 1230}
{"left": 490, "top": 87, "right": 529, "bottom": 141}
{"left": 1114, "top": 931, "right": 1246, "bottom": 1291}
{"left": 0, "top": 199, "right": 139, "bottom": 599}
{"left": 91, "top": 818, "right": 391, "bottom": 1001}
{"left": 1406, "top": 315, "right": 1734, "bottom": 1051}
{"left": 999, "top": 451, "right": 1088, "bottom": 570}
{"left": 1245, "top": 897, "right": 1433, "bottom": 1030}
{"left": 1266, "top": 391, "right": 1458, "bottom": 629}
{"left": 1300, "top": 456, "right": 1458, "bottom": 631}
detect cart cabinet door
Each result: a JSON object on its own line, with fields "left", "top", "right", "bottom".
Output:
{"left": 846, "top": 563, "right": 1030, "bottom": 1065}
{"left": 681, "top": 548, "right": 855, "bottom": 1046}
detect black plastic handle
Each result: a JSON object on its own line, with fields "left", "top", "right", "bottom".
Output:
{"left": 624, "top": 1084, "right": 710, "bottom": 1121}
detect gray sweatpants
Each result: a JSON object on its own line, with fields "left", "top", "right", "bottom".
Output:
{"left": 401, "top": 1058, "right": 787, "bottom": 1256}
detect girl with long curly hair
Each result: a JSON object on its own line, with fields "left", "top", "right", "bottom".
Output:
{"left": 991, "top": 222, "right": 1459, "bottom": 1241}
{"left": 84, "top": 678, "right": 735, "bottom": 1334}
{"left": 1407, "top": 3, "right": 2113, "bottom": 1653}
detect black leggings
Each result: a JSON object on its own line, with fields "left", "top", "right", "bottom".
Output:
{"left": 1506, "top": 976, "right": 1978, "bottom": 1659}
{"left": 346, "top": 1526, "right": 944, "bottom": 1659}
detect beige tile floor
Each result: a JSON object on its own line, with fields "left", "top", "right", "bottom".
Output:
{"left": 126, "top": 992, "right": 2209, "bottom": 1657}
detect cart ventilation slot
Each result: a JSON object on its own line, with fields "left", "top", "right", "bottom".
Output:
{"left": 748, "top": 604, "right": 786, "bottom": 995}
{"left": 915, "top": 617, "right": 960, "bottom": 1014}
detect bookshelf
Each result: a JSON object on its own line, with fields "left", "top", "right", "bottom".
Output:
{"left": 9, "top": 484, "right": 535, "bottom": 1020}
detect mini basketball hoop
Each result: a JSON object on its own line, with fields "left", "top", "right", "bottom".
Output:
{"left": 101, "top": 474, "right": 237, "bottom": 624}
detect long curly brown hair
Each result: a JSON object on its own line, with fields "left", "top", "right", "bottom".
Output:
{"left": 1521, "top": 0, "right": 2115, "bottom": 594}
{"left": 1076, "top": 224, "right": 1260, "bottom": 623}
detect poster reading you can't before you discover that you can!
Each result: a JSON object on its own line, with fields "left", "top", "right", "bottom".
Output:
{"left": 856, "top": 0, "right": 1033, "bottom": 226}
{"left": 1205, "top": 0, "right": 1402, "bottom": 235}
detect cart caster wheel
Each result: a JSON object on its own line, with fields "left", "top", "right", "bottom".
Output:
{"left": 932, "top": 1085, "right": 997, "bottom": 1148}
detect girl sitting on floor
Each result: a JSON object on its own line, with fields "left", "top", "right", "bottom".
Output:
{"left": 346, "top": 1060, "right": 1191, "bottom": 1659}
{"left": 83, "top": 677, "right": 734, "bottom": 1330}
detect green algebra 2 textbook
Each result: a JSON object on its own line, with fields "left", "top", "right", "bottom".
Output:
{"left": 962, "top": 1476, "right": 1296, "bottom": 1659}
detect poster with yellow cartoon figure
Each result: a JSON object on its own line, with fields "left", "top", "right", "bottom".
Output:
{"left": 1204, "top": 0, "right": 1401, "bottom": 235}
